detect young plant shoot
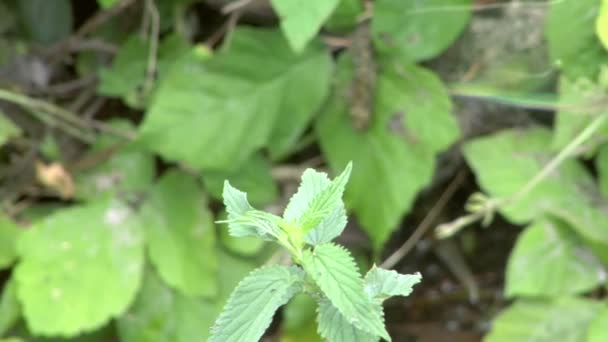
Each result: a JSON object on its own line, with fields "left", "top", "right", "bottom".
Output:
{"left": 210, "top": 162, "right": 422, "bottom": 342}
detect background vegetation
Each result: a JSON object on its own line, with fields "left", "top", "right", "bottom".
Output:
{"left": 1, "top": 0, "right": 608, "bottom": 341}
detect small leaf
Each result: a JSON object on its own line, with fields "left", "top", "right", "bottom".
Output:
{"left": 270, "top": 0, "right": 341, "bottom": 52}
{"left": 324, "top": 0, "right": 364, "bottom": 32}
{"left": 364, "top": 266, "right": 422, "bottom": 302}
{"left": 587, "top": 305, "right": 608, "bottom": 342}
{"left": 372, "top": 0, "right": 472, "bottom": 61}
{"left": 506, "top": 217, "right": 606, "bottom": 298}
{"left": 301, "top": 243, "right": 390, "bottom": 340}
{"left": 141, "top": 169, "right": 218, "bottom": 297}
{"left": 282, "top": 294, "right": 323, "bottom": 342}
{"left": 0, "top": 277, "right": 21, "bottom": 336}
{"left": 486, "top": 298, "right": 604, "bottom": 342}
{"left": 0, "top": 216, "right": 21, "bottom": 270}
{"left": 117, "top": 268, "right": 217, "bottom": 342}
{"left": 210, "top": 265, "right": 304, "bottom": 342}
{"left": 97, "top": 0, "right": 118, "bottom": 9}
{"left": 316, "top": 298, "right": 379, "bottom": 342}
{"left": 305, "top": 204, "right": 347, "bottom": 246}
{"left": 0, "top": 113, "right": 21, "bottom": 147}
{"left": 14, "top": 198, "right": 144, "bottom": 336}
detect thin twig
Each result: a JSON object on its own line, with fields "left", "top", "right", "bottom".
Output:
{"left": 435, "top": 113, "right": 608, "bottom": 238}
{"left": 221, "top": 0, "right": 258, "bottom": 14}
{"left": 381, "top": 169, "right": 466, "bottom": 269}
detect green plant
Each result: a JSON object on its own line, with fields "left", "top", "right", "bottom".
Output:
{"left": 210, "top": 162, "right": 421, "bottom": 342}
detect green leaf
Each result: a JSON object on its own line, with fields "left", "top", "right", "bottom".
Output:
{"left": 546, "top": 0, "right": 607, "bottom": 79}
{"left": 316, "top": 298, "right": 379, "bottom": 342}
{"left": 364, "top": 266, "right": 422, "bottom": 302}
{"left": 18, "top": 0, "right": 72, "bottom": 45}
{"left": 372, "top": 0, "right": 472, "bottom": 61}
{"left": 506, "top": 217, "right": 605, "bottom": 298}
{"left": 552, "top": 76, "right": 608, "bottom": 151}
{"left": 0, "top": 278, "right": 21, "bottom": 336}
{"left": 285, "top": 162, "right": 351, "bottom": 233}
{"left": 117, "top": 268, "right": 217, "bottom": 342}
{"left": 587, "top": 305, "right": 608, "bottom": 342}
{"left": 595, "top": 144, "right": 608, "bottom": 197}
{"left": 0, "top": 216, "right": 20, "bottom": 270}
{"left": 464, "top": 127, "right": 608, "bottom": 245}
{"left": 270, "top": 0, "right": 340, "bottom": 52}
{"left": 218, "top": 216, "right": 265, "bottom": 256}
{"left": 0, "top": 113, "right": 21, "bottom": 147}
{"left": 282, "top": 294, "right": 323, "bottom": 342}
{"left": 202, "top": 153, "right": 278, "bottom": 206}
{"left": 324, "top": 0, "right": 364, "bottom": 32}
{"left": 305, "top": 204, "right": 347, "bottom": 246}
{"left": 141, "top": 169, "right": 217, "bottom": 297}
{"left": 209, "top": 265, "right": 304, "bottom": 342}
{"left": 221, "top": 181, "right": 284, "bottom": 241}
{"left": 316, "top": 53, "right": 459, "bottom": 248}
{"left": 138, "top": 27, "right": 332, "bottom": 170}
{"left": 74, "top": 121, "right": 155, "bottom": 201}
{"left": 485, "top": 298, "right": 604, "bottom": 342}
{"left": 98, "top": 34, "right": 191, "bottom": 109}
{"left": 14, "top": 198, "right": 145, "bottom": 336}
{"left": 301, "top": 243, "right": 389, "bottom": 340}
{"left": 97, "top": 0, "right": 118, "bottom": 9}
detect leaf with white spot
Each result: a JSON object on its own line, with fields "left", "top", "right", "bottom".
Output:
{"left": 209, "top": 265, "right": 304, "bottom": 342}
{"left": 141, "top": 169, "right": 217, "bottom": 297}
{"left": 14, "top": 198, "right": 144, "bottom": 337}
{"left": 301, "top": 243, "right": 390, "bottom": 340}
{"left": 364, "top": 266, "right": 422, "bottom": 302}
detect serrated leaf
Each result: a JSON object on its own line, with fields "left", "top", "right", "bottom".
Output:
{"left": 0, "top": 277, "right": 20, "bottom": 336}
{"left": 305, "top": 204, "right": 347, "bottom": 246}
{"left": 486, "top": 298, "right": 604, "bottom": 342}
{"left": 372, "top": 0, "right": 472, "bottom": 61}
{"left": 139, "top": 27, "right": 332, "bottom": 170}
{"left": 546, "top": 0, "right": 606, "bottom": 79}
{"left": 270, "top": 0, "right": 340, "bottom": 52}
{"left": 221, "top": 181, "right": 285, "bottom": 241}
{"left": 210, "top": 265, "right": 304, "bottom": 342}
{"left": 316, "top": 53, "right": 459, "bottom": 249}
{"left": 141, "top": 169, "right": 217, "bottom": 297}
{"left": 14, "top": 198, "right": 144, "bottom": 336}
{"left": 98, "top": 34, "right": 191, "bottom": 109}
{"left": 552, "top": 76, "right": 608, "bottom": 151}
{"left": 0, "top": 113, "right": 21, "bottom": 147}
{"left": 463, "top": 127, "right": 608, "bottom": 245}
{"left": 506, "top": 217, "right": 606, "bottom": 298}
{"left": 203, "top": 153, "right": 278, "bottom": 206}
{"left": 364, "top": 266, "right": 422, "bottom": 302}
{"left": 587, "top": 305, "right": 608, "bottom": 342}
{"left": 117, "top": 268, "right": 216, "bottom": 342}
{"left": 316, "top": 298, "right": 379, "bottom": 342}
{"left": 0, "top": 216, "right": 20, "bottom": 270}
{"left": 301, "top": 243, "right": 390, "bottom": 340}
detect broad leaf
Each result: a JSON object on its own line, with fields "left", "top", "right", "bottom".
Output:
{"left": 282, "top": 294, "right": 323, "bottom": 342}
{"left": 324, "top": 0, "right": 363, "bottom": 32}
{"left": 141, "top": 169, "right": 217, "bottom": 297}
{"left": 316, "top": 298, "right": 379, "bottom": 342}
{"left": 546, "top": 0, "right": 607, "bottom": 79}
{"left": 0, "top": 113, "right": 21, "bottom": 147}
{"left": 202, "top": 153, "right": 278, "bottom": 206}
{"left": 209, "top": 265, "right": 304, "bottom": 342}
{"left": 0, "top": 278, "right": 20, "bottom": 336}
{"left": 14, "top": 199, "right": 144, "bottom": 336}
{"left": 486, "top": 298, "right": 604, "bottom": 342}
{"left": 301, "top": 243, "right": 389, "bottom": 340}
{"left": 587, "top": 305, "right": 608, "bottom": 342}
{"left": 506, "top": 217, "right": 605, "bottom": 298}
{"left": 364, "top": 266, "right": 422, "bottom": 302}
{"left": 464, "top": 127, "right": 608, "bottom": 244}
{"left": 316, "top": 53, "right": 459, "bottom": 248}
{"left": 372, "top": 0, "right": 472, "bottom": 61}
{"left": 0, "top": 216, "right": 20, "bottom": 270}
{"left": 221, "top": 181, "right": 284, "bottom": 240}
{"left": 139, "top": 27, "right": 332, "bottom": 170}
{"left": 270, "top": 0, "right": 341, "bottom": 52}
{"left": 117, "top": 268, "right": 217, "bottom": 342}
